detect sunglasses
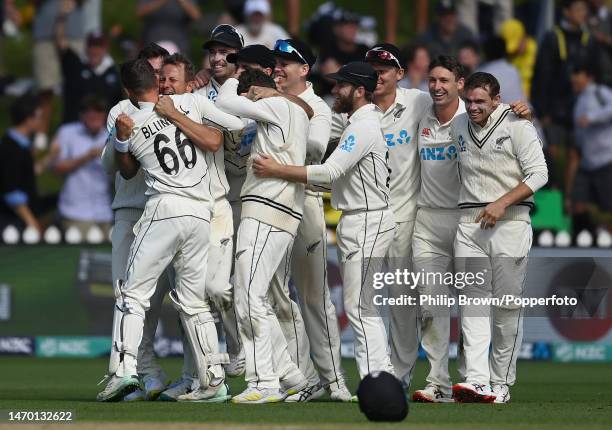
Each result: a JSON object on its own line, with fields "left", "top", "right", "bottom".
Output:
{"left": 365, "top": 48, "right": 402, "bottom": 68}
{"left": 210, "top": 24, "right": 244, "bottom": 47}
{"left": 274, "top": 40, "right": 307, "bottom": 64}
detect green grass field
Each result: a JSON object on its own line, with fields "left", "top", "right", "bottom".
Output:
{"left": 0, "top": 358, "right": 610, "bottom": 429}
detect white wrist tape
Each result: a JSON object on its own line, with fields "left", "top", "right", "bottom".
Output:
{"left": 114, "top": 136, "right": 130, "bottom": 153}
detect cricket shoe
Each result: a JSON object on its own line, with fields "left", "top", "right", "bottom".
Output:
{"left": 231, "top": 387, "right": 283, "bottom": 404}
{"left": 280, "top": 376, "right": 309, "bottom": 399}
{"left": 96, "top": 374, "right": 141, "bottom": 402}
{"left": 284, "top": 383, "right": 326, "bottom": 402}
{"left": 492, "top": 384, "right": 511, "bottom": 404}
{"left": 127, "top": 373, "right": 169, "bottom": 401}
{"left": 412, "top": 384, "right": 454, "bottom": 403}
{"left": 158, "top": 377, "right": 193, "bottom": 401}
{"left": 452, "top": 382, "right": 496, "bottom": 403}
{"left": 329, "top": 383, "right": 353, "bottom": 402}
{"left": 224, "top": 350, "right": 246, "bottom": 377}
{"left": 178, "top": 380, "right": 231, "bottom": 403}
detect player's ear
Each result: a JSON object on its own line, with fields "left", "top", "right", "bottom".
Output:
{"left": 457, "top": 77, "right": 465, "bottom": 92}
{"left": 186, "top": 81, "right": 195, "bottom": 93}
{"left": 396, "top": 67, "right": 405, "bottom": 81}
{"left": 492, "top": 92, "right": 501, "bottom": 106}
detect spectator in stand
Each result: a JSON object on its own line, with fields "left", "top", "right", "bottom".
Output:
{"left": 136, "top": 0, "right": 201, "bottom": 56}
{"left": 457, "top": 39, "right": 481, "bottom": 75}
{"left": 532, "top": 0, "right": 599, "bottom": 188}
{"left": 55, "top": 2, "right": 122, "bottom": 124}
{"left": 318, "top": 9, "right": 370, "bottom": 95}
{"left": 398, "top": 42, "right": 430, "bottom": 91}
{"left": 236, "top": 0, "right": 288, "bottom": 49}
{"left": 417, "top": 0, "right": 476, "bottom": 59}
{"left": 588, "top": 0, "right": 612, "bottom": 86}
{"left": 478, "top": 36, "right": 526, "bottom": 102}
{"left": 456, "top": 0, "right": 513, "bottom": 38}
{"left": 51, "top": 95, "right": 112, "bottom": 237}
{"left": 500, "top": 18, "right": 537, "bottom": 98}
{"left": 566, "top": 62, "right": 612, "bottom": 233}
{"left": 0, "top": 94, "right": 45, "bottom": 232}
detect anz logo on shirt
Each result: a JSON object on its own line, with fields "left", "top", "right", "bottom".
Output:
{"left": 239, "top": 130, "right": 256, "bottom": 156}
{"left": 384, "top": 129, "right": 410, "bottom": 148}
{"left": 340, "top": 134, "right": 356, "bottom": 152}
{"left": 420, "top": 144, "right": 458, "bottom": 161}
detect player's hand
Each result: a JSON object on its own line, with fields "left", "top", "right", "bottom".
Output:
{"left": 509, "top": 101, "right": 532, "bottom": 121}
{"left": 252, "top": 154, "right": 280, "bottom": 177}
{"left": 115, "top": 114, "right": 134, "bottom": 141}
{"left": 193, "top": 68, "right": 211, "bottom": 89}
{"left": 576, "top": 116, "right": 590, "bottom": 128}
{"left": 154, "top": 95, "right": 179, "bottom": 120}
{"left": 246, "top": 86, "right": 279, "bottom": 101}
{"left": 475, "top": 201, "right": 506, "bottom": 229}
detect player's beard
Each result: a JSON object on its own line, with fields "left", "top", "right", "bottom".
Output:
{"left": 332, "top": 88, "right": 355, "bottom": 114}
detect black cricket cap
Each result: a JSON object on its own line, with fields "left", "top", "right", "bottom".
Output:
{"left": 357, "top": 371, "right": 408, "bottom": 422}
{"left": 273, "top": 39, "right": 317, "bottom": 68}
{"left": 203, "top": 24, "right": 244, "bottom": 50}
{"left": 326, "top": 61, "right": 378, "bottom": 92}
{"left": 227, "top": 44, "right": 276, "bottom": 70}
{"left": 365, "top": 43, "right": 403, "bottom": 68}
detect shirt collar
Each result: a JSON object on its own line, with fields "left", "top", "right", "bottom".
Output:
{"left": 298, "top": 82, "right": 314, "bottom": 100}
{"left": 8, "top": 129, "right": 31, "bottom": 149}
{"left": 138, "top": 101, "right": 156, "bottom": 110}
{"left": 374, "top": 87, "right": 406, "bottom": 116}
{"left": 348, "top": 103, "right": 376, "bottom": 123}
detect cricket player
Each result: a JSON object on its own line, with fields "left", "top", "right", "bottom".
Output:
{"left": 101, "top": 43, "right": 175, "bottom": 401}
{"left": 215, "top": 68, "right": 313, "bottom": 404}
{"left": 195, "top": 24, "right": 247, "bottom": 375}
{"left": 269, "top": 39, "right": 351, "bottom": 402}
{"left": 411, "top": 57, "right": 533, "bottom": 403}
{"left": 451, "top": 72, "right": 547, "bottom": 403}
{"left": 253, "top": 61, "right": 395, "bottom": 384}
{"left": 96, "top": 58, "right": 244, "bottom": 403}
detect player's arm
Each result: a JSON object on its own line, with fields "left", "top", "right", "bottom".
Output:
{"left": 114, "top": 114, "right": 140, "bottom": 180}
{"left": 476, "top": 121, "right": 548, "bottom": 229}
{"left": 254, "top": 127, "right": 371, "bottom": 186}
{"left": 215, "top": 78, "right": 283, "bottom": 125}
{"left": 53, "top": 0, "right": 77, "bottom": 51}
{"left": 154, "top": 95, "right": 222, "bottom": 152}
{"left": 246, "top": 86, "right": 314, "bottom": 119}
{"left": 306, "top": 105, "right": 332, "bottom": 163}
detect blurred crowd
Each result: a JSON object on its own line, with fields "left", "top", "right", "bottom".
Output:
{"left": 1, "top": 0, "right": 612, "bottom": 241}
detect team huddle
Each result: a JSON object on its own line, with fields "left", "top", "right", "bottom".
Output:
{"left": 95, "top": 24, "right": 547, "bottom": 405}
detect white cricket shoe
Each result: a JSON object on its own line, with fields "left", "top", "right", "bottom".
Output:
{"left": 231, "top": 387, "right": 283, "bottom": 404}
{"left": 412, "top": 384, "right": 454, "bottom": 403}
{"left": 280, "top": 376, "right": 309, "bottom": 399}
{"left": 178, "top": 381, "right": 231, "bottom": 403}
{"left": 96, "top": 374, "right": 140, "bottom": 402}
{"left": 158, "top": 377, "right": 193, "bottom": 402}
{"left": 492, "top": 384, "right": 511, "bottom": 404}
{"left": 452, "top": 382, "right": 496, "bottom": 403}
{"left": 224, "top": 350, "right": 246, "bottom": 377}
{"left": 284, "top": 383, "right": 326, "bottom": 402}
{"left": 329, "top": 383, "right": 352, "bottom": 402}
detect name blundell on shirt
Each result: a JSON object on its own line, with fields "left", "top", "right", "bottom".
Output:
{"left": 141, "top": 118, "right": 172, "bottom": 139}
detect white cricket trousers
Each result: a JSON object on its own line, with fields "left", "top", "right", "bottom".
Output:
{"left": 234, "top": 217, "right": 305, "bottom": 390}
{"left": 110, "top": 208, "right": 172, "bottom": 378}
{"left": 454, "top": 220, "right": 531, "bottom": 386}
{"left": 411, "top": 207, "right": 459, "bottom": 396}
{"left": 337, "top": 209, "right": 396, "bottom": 379}
{"left": 270, "top": 193, "right": 345, "bottom": 388}
{"left": 386, "top": 219, "right": 418, "bottom": 388}
{"left": 109, "top": 195, "right": 217, "bottom": 386}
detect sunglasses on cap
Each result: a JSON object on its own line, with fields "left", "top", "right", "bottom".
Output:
{"left": 365, "top": 47, "right": 402, "bottom": 68}
{"left": 210, "top": 24, "right": 245, "bottom": 46}
{"left": 274, "top": 40, "right": 308, "bottom": 65}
